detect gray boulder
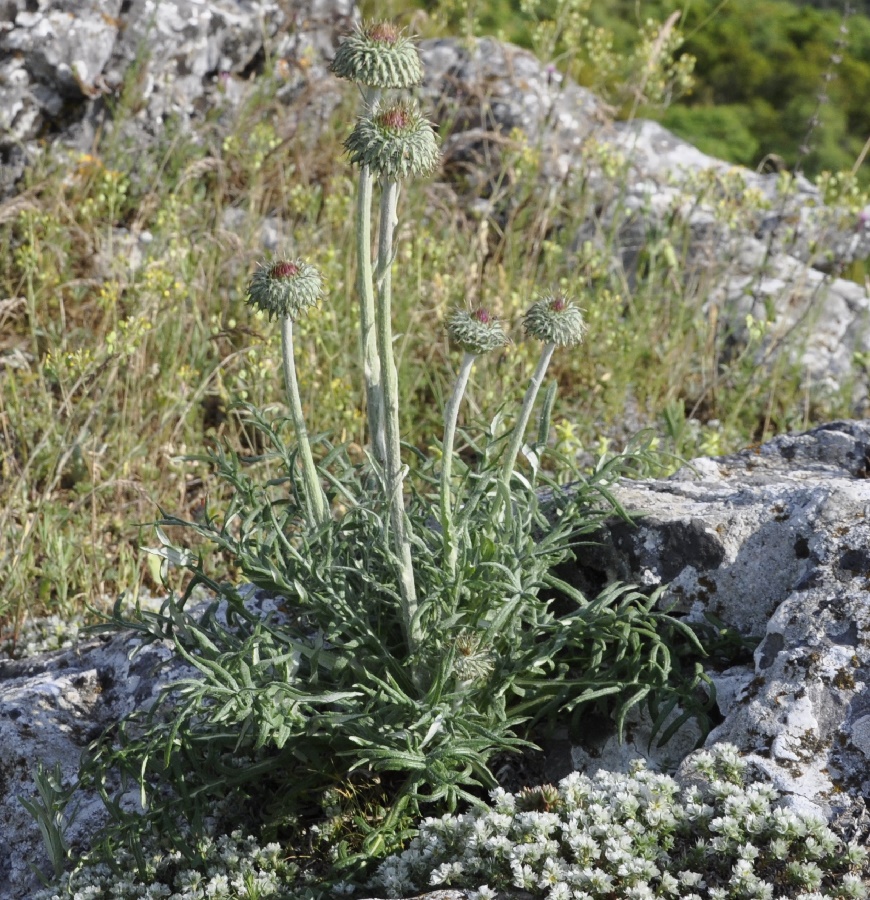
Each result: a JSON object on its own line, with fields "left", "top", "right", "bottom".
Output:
{"left": 0, "top": 632, "right": 177, "bottom": 897}
{"left": 0, "top": 0, "right": 354, "bottom": 195}
{"left": 420, "top": 36, "right": 870, "bottom": 271}
{"left": 573, "top": 419, "right": 870, "bottom": 833}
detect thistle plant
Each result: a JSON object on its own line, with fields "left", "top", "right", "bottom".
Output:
{"left": 442, "top": 307, "right": 508, "bottom": 576}
{"left": 245, "top": 258, "right": 328, "bottom": 527}
{"left": 497, "top": 294, "right": 586, "bottom": 518}
{"left": 38, "top": 20, "right": 730, "bottom": 896}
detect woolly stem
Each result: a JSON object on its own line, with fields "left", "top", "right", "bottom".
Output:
{"left": 356, "top": 162, "right": 386, "bottom": 466}
{"left": 356, "top": 86, "right": 386, "bottom": 466}
{"left": 375, "top": 177, "right": 419, "bottom": 651}
{"left": 440, "top": 350, "right": 476, "bottom": 579}
{"left": 496, "top": 341, "right": 556, "bottom": 519}
{"left": 281, "top": 316, "right": 329, "bottom": 527}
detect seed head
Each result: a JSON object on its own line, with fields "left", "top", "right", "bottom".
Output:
{"left": 345, "top": 100, "right": 440, "bottom": 180}
{"left": 330, "top": 21, "right": 424, "bottom": 89}
{"left": 246, "top": 258, "right": 323, "bottom": 322}
{"left": 446, "top": 307, "right": 508, "bottom": 355}
{"left": 523, "top": 294, "right": 585, "bottom": 347}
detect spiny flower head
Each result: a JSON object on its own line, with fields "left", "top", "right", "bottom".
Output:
{"left": 330, "top": 21, "right": 424, "bottom": 89}
{"left": 245, "top": 259, "right": 323, "bottom": 322}
{"left": 345, "top": 100, "right": 440, "bottom": 180}
{"left": 446, "top": 307, "right": 508, "bottom": 355}
{"left": 523, "top": 294, "right": 585, "bottom": 347}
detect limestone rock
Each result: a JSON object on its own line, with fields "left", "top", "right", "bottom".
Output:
{"left": 0, "top": 0, "right": 354, "bottom": 196}
{"left": 574, "top": 419, "right": 870, "bottom": 830}
{"left": 1, "top": 0, "right": 123, "bottom": 145}
{"left": 420, "top": 38, "right": 870, "bottom": 271}
{"left": 418, "top": 37, "right": 604, "bottom": 195}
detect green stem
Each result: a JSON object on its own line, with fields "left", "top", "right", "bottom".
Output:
{"left": 496, "top": 341, "right": 556, "bottom": 519}
{"left": 356, "top": 163, "right": 385, "bottom": 466}
{"left": 375, "top": 178, "right": 419, "bottom": 652}
{"left": 281, "top": 316, "right": 329, "bottom": 527}
{"left": 440, "top": 350, "right": 476, "bottom": 579}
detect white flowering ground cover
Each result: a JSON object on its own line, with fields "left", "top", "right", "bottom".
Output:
{"left": 32, "top": 830, "right": 305, "bottom": 900}
{"left": 371, "top": 745, "right": 870, "bottom": 900}
{"left": 15, "top": 740, "right": 870, "bottom": 899}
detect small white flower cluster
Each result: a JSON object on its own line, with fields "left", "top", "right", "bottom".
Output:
{"left": 33, "top": 829, "right": 297, "bottom": 900}
{"left": 371, "top": 744, "right": 869, "bottom": 900}
{"left": 0, "top": 613, "right": 84, "bottom": 659}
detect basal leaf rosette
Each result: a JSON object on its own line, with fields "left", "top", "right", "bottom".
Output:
{"left": 246, "top": 259, "right": 323, "bottom": 322}
{"left": 523, "top": 294, "right": 586, "bottom": 347}
{"left": 447, "top": 307, "right": 508, "bottom": 355}
{"left": 345, "top": 101, "right": 440, "bottom": 181}
{"left": 330, "top": 21, "right": 424, "bottom": 89}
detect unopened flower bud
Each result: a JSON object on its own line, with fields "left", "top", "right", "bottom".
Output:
{"left": 330, "top": 21, "right": 424, "bottom": 89}
{"left": 345, "top": 100, "right": 440, "bottom": 180}
{"left": 246, "top": 259, "right": 323, "bottom": 321}
{"left": 523, "top": 294, "right": 585, "bottom": 347}
{"left": 516, "top": 783, "right": 562, "bottom": 813}
{"left": 453, "top": 630, "right": 494, "bottom": 683}
{"left": 446, "top": 307, "right": 508, "bottom": 355}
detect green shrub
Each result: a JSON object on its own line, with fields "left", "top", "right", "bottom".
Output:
{"left": 659, "top": 104, "right": 760, "bottom": 167}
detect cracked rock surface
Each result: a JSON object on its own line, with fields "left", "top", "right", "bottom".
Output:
{"left": 574, "top": 420, "right": 870, "bottom": 827}
{"left": 0, "top": 0, "right": 354, "bottom": 195}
